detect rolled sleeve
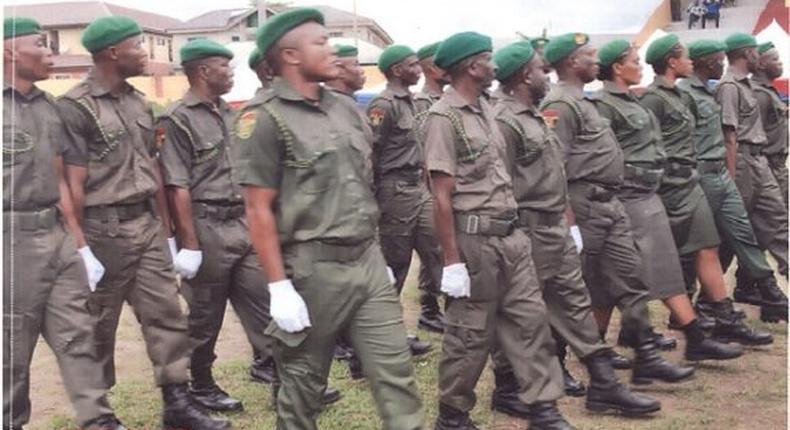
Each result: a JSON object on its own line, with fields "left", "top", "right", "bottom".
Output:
{"left": 715, "top": 82, "right": 741, "bottom": 128}
{"left": 230, "top": 106, "right": 283, "bottom": 189}
{"left": 55, "top": 98, "right": 91, "bottom": 167}
{"left": 423, "top": 112, "right": 457, "bottom": 176}
{"left": 157, "top": 116, "right": 193, "bottom": 189}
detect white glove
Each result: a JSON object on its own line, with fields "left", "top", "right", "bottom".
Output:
{"left": 77, "top": 246, "right": 105, "bottom": 292}
{"left": 269, "top": 279, "right": 311, "bottom": 333}
{"left": 174, "top": 249, "right": 203, "bottom": 279}
{"left": 167, "top": 237, "right": 178, "bottom": 262}
{"left": 570, "top": 225, "right": 583, "bottom": 254}
{"left": 386, "top": 266, "right": 396, "bottom": 285}
{"left": 441, "top": 263, "right": 471, "bottom": 298}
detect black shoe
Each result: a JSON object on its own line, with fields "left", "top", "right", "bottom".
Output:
{"left": 190, "top": 383, "right": 243, "bottom": 412}
{"left": 682, "top": 318, "right": 743, "bottom": 361}
{"left": 418, "top": 312, "right": 445, "bottom": 333}
{"left": 696, "top": 296, "right": 746, "bottom": 321}
{"left": 756, "top": 277, "right": 789, "bottom": 322}
{"left": 334, "top": 343, "right": 354, "bottom": 361}
{"left": 250, "top": 356, "right": 279, "bottom": 384}
{"left": 491, "top": 369, "right": 532, "bottom": 418}
{"left": 435, "top": 403, "right": 479, "bottom": 430}
{"left": 322, "top": 386, "right": 342, "bottom": 406}
{"left": 348, "top": 355, "right": 364, "bottom": 380}
{"left": 407, "top": 334, "right": 432, "bottom": 356}
{"left": 83, "top": 415, "right": 127, "bottom": 430}
{"left": 760, "top": 304, "right": 789, "bottom": 323}
{"left": 632, "top": 342, "right": 695, "bottom": 385}
{"left": 651, "top": 332, "right": 677, "bottom": 351}
{"left": 526, "top": 401, "right": 575, "bottom": 430}
{"left": 734, "top": 274, "right": 762, "bottom": 306}
{"left": 561, "top": 365, "right": 586, "bottom": 397}
{"left": 604, "top": 349, "right": 632, "bottom": 370}
{"left": 583, "top": 351, "right": 661, "bottom": 417}
{"left": 710, "top": 299, "right": 774, "bottom": 346}
{"left": 161, "top": 383, "right": 231, "bottom": 430}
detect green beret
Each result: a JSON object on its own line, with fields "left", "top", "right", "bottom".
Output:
{"left": 493, "top": 41, "right": 536, "bottom": 81}
{"left": 81, "top": 16, "right": 142, "bottom": 53}
{"left": 530, "top": 37, "right": 549, "bottom": 51}
{"left": 417, "top": 41, "right": 440, "bottom": 60}
{"left": 180, "top": 39, "right": 233, "bottom": 64}
{"left": 256, "top": 7, "right": 324, "bottom": 56}
{"left": 598, "top": 39, "right": 632, "bottom": 66}
{"left": 434, "top": 31, "right": 492, "bottom": 70}
{"left": 544, "top": 32, "right": 589, "bottom": 65}
{"left": 645, "top": 33, "right": 680, "bottom": 65}
{"left": 758, "top": 41, "right": 775, "bottom": 54}
{"left": 378, "top": 44, "right": 415, "bottom": 72}
{"left": 334, "top": 44, "right": 358, "bottom": 58}
{"left": 4, "top": 17, "right": 41, "bottom": 40}
{"left": 725, "top": 32, "right": 757, "bottom": 52}
{"left": 687, "top": 39, "right": 726, "bottom": 59}
{"left": 248, "top": 48, "right": 263, "bottom": 70}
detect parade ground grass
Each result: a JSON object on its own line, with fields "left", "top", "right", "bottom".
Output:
{"left": 30, "top": 260, "right": 787, "bottom": 430}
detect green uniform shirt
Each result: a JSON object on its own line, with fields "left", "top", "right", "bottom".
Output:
{"left": 678, "top": 75, "right": 727, "bottom": 161}
{"left": 540, "top": 82, "right": 624, "bottom": 186}
{"left": 752, "top": 76, "right": 788, "bottom": 156}
{"left": 493, "top": 94, "right": 567, "bottom": 213}
{"left": 423, "top": 86, "right": 517, "bottom": 216}
{"left": 158, "top": 90, "right": 242, "bottom": 203}
{"left": 3, "top": 85, "right": 66, "bottom": 211}
{"left": 414, "top": 89, "right": 441, "bottom": 114}
{"left": 715, "top": 68, "right": 767, "bottom": 145}
{"left": 57, "top": 73, "right": 160, "bottom": 206}
{"left": 640, "top": 76, "right": 698, "bottom": 166}
{"left": 594, "top": 81, "right": 666, "bottom": 166}
{"left": 230, "top": 77, "right": 378, "bottom": 246}
{"left": 366, "top": 84, "right": 422, "bottom": 178}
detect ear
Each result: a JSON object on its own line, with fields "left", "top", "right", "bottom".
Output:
{"left": 391, "top": 63, "right": 404, "bottom": 79}
{"left": 279, "top": 47, "right": 301, "bottom": 67}
{"left": 3, "top": 45, "right": 15, "bottom": 64}
{"left": 106, "top": 45, "right": 120, "bottom": 61}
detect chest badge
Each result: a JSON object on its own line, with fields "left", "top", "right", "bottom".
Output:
{"left": 368, "top": 107, "right": 385, "bottom": 127}
{"left": 235, "top": 111, "right": 258, "bottom": 140}
{"left": 541, "top": 109, "right": 559, "bottom": 129}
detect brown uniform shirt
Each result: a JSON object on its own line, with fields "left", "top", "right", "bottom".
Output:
{"left": 540, "top": 82, "right": 624, "bottom": 186}
{"left": 3, "top": 85, "right": 65, "bottom": 211}
{"left": 57, "top": 73, "right": 159, "bottom": 206}
{"left": 715, "top": 68, "right": 767, "bottom": 145}
{"left": 231, "top": 77, "right": 378, "bottom": 246}
{"left": 414, "top": 88, "right": 442, "bottom": 114}
{"left": 367, "top": 83, "right": 422, "bottom": 178}
{"left": 752, "top": 76, "right": 788, "bottom": 156}
{"left": 157, "top": 90, "right": 242, "bottom": 203}
{"left": 423, "top": 86, "right": 517, "bottom": 216}
{"left": 493, "top": 94, "right": 567, "bottom": 213}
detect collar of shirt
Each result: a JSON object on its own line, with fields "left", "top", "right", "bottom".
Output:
{"left": 557, "top": 81, "right": 585, "bottom": 100}
{"left": 271, "top": 76, "right": 336, "bottom": 111}
{"left": 602, "top": 80, "right": 635, "bottom": 99}
{"left": 3, "top": 83, "right": 44, "bottom": 101}
{"left": 724, "top": 67, "right": 751, "bottom": 85}
{"left": 416, "top": 87, "right": 442, "bottom": 100}
{"left": 384, "top": 82, "right": 412, "bottom": 99}
{"left": 182, "top": 89, "right": 230, "bottom": 113}
{"left": 444, "top": 85, "right": 486, "bottom": 113}
{"left": 687, "top": 74, "right": 714, "bottom": 94}
{"left": 751, "top": 75, "right": 775, "bottom": 89}
{"left": 327, "top": 86, "right": 356, "bottom": 102}
{"left": 84, "top": 71, "right": 139, "bottom": 98}
{"left": 499, "top": 92, "right": 533, "bottom": 115}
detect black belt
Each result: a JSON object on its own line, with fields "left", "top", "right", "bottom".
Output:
{"left": 3, "top": 206, "right": 59, "bottom": 231}
{"left": 84, "top": 200, "right": 152, "bottom": 221}
{"left": 624, "top": 164, "right": 664, "bottom": 186}
{"left": 455, "top": 212, "right": 517, "bottom": 237}
{"left": 663, "top": 161, "right": 695, "bottom": 179}
{"left": 571, "top": 181, "right": 620, "bottom": 202}
{"left": 378, "top": 169, "right": 423, "bottom": 187}
{"left": 766, "top": 153, "right": 787, "bottom": 163}
{"left": 697, "top": 159, "right": 725, "bottom": 174}
{"left": 518, "top": 209, "right": 563, "bottom": 227}
{"left": 287, "top": 238, "right": 374, "bottom": 262}
{"left": 193, "top": 202, "right": 245, "bottom": 221}
{"left": 738, "top": 142, "right": 764, "bottom": 156}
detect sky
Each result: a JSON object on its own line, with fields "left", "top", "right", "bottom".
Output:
{"left": 4, "top": 0, "right": 658, "bottom": 47}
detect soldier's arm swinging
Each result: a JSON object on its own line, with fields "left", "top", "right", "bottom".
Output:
{"left": 243, "top": 186, "right": 287, "bottom": 282}
{"left": 56, "top": 156, "right": 88, "bottom": 247}
{"left": 152, "top": 163, "right": 174, "bottom": 236}
{"left": 722, "top": 126, "right": 738, "bottom": 177}
{"left": 65, "top": 165, "right": 88, "bottom": 226}
{"left": 166, "top": 187, "right": 199, "bottom": 250}
{"left": 431, "top": 172, "right": 460, "bottom": 265}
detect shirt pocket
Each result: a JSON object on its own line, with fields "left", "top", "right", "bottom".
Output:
{"left": 578, "top": 116, "right": 610, "bottom": 142}
{"left": 739, "top": 94, "right": 758, "bottom": 119}
{"left": 136, "top": 115, "right": 156, "bottom": 156}
{"left": 2, "top": 125, "right": 34, "bottom": 167}
{"left": 191, "top": 130, "right": 225, "bottom": 166}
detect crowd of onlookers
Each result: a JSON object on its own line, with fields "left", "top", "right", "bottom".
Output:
{"left": 687, "top": 0, "right": 727, "bottom": 29}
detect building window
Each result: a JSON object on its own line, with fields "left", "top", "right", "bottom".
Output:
{"left": 329, "top": 31, "right": 343, "bottom": 38}
{"left": 246, "top": 13, "right": 258, "bottom": 28}
{"left": 231, "top": 35, "right": 240, "bottom": 42}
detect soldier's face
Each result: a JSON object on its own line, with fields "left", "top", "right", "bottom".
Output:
{"left": 203, "top": 56, "right": 234, "bottom": 95}
{"left": 4, "top": 33, "right": 53, "bottom": 82}
{"left": 472, "top": 51, "right": 496, "bottom": 87}
{"left": 672, "top": 47, "right": 693, "bottom": 78}
{"left": 760, "top": 49, "right": 783, "bottom": 79}
{"left": 114, "top": 35, "right": 148, "bottom": 77}
{"left": 294, "top": 22, "right": 339, "bottom": 82}
{"left": 394, "top": 55, "right": 422, "bottom": 86}
{"left": 338, "top": 56, "right": 366, "bottom": 91}
{"left": 527, "top": 55, "right": 548, "bottom": 100}
{"left": 745, "top": 46, "right": 760, "bottom": 73}
{"left": 575, "top": 46, "right": 599, "bottom": 83}
{"left": 618, "top": 49, "right": 642, "bottom": 86}
{"left": 708, "top": 51, "right": 726, "bottom": 80}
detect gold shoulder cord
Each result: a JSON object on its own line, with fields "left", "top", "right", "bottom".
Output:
{"left": 644, "top": 88, "right": 691, "bottom": 138}
{"left": 262, "top": 104, "right": 330, "bottom": 169}
{"left": 423, "top": 109, "right": 487, "bottom": 162}
{"left": 495, "top": 114, "right": 544, "bottom": 165}
{"left": 71, "top": 97, "right": 124, "bottom": 160}
{"left": 168, "top": 115, "right": 221, "bottom": 165}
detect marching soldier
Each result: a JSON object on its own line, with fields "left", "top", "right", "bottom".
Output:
{"left": 56, "top": 16, "right": 228, "bottom": 429}
{"left": 3, "top": 16, "right": 124, "bottom": 430}
{"left": 230, "top": 8, "right": 423, "bottom": 429}
{"left": 423, "top": 31, "right": 571, "bottom": 430}
{"left": 414, "top": 41, "right": 447, "bottom": 115}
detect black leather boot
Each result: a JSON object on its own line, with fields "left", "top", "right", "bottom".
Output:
{"left": 490, "top": 369, "right": 532, "bottom": 418}
{"left": 190, "top": 382, "right": 243, "bottom": 412}
{"left": 583, "top": 351, "right": 661, "bottom": 416}
{"left": 418, "top": 292, "right": 445, "bottom": 333}
{"left": 618, "top": 328, "right": 677, "bottom": 351}
{"left": 250, "top": 355, "right": 278, "bottom": 384}
{"left": 711, "top": 298, "right": 774, "bottom": 345}
{"left": 682, "top": 319, "right": 744, "bottom": 361}
{"left": 695, "top": 295, "right": 745, "bottom": 322}
{"left": 435, "top": 402, "right": 479, "bottom": 430}
{"left": 733, "top": 269, "right": 762, "bottom": 305}
{"left": 632, "top": 342, "right": 695, "bottom": 385}
{"left": 556, "top": 342, "right": 585, "bottom": 397}
{"left": 161, "top": 383, "right": 230, "bottom": 430}
{"left": 603, "top": 348, "right": 632, "bottom": 370}
{"left": 525, "top": 401, "right": 575, "bottom": 430}
{"left": 407, "top": 334, "right": 432, "bottom": 356}
{"left": 83, "top": 414, "right": 127, "bottom": 430}
{"left": 755, "top": 276, "right": 789, "bottom": 322}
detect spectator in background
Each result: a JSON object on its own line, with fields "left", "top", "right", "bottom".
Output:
{"left": 687, "top": 0, "right": 706, "bottom": 29}
{"left": 703, "top": 0, "right": 722, "bottom": 29}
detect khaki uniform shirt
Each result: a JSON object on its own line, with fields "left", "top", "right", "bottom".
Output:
{"left": 752, "top": 76, "right": 788, "bottom": 156}
{"left": 414, "top": 88, "right": 442, "bottom": 114}
{"left": 540, "top": 82, "right": 624, "bottom": 186}
{"left": 158, "top": 90, "right": 242, "bottom": 203}
{"left": 715, "top": 68, "right": 767, "bottom": 145}
{"left": 3, "top": 85, "right": 65, "bottom": 211}
{"left": 423, "top": 86, "right": 517, "bottom": 216}
{"left": 366, "top": 84, "right": 422, "bottom": 178}
{"left": 678, "top": 75, "right": 727, "bottom": 161}
{"left": 57, "top": 73, "right": 159, "bottom": 206}
{"left": 231, "top": 77, "right": 378, "bottom": 245}
{"left": 594, "top": 81, "right": 666, "bottom": 166}
{"left": 640, "top": 76, "right": 698, "bottom": 166}
{"left": 493, "top": 94, "right": 567, "bottom": 213}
